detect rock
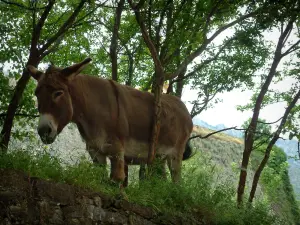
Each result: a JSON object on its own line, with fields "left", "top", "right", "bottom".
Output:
{"left": 0, "top": 169, "right": 204, "bottom": 225}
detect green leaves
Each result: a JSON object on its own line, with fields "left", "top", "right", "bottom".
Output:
{"left": 0, "top": 0, "right": 299, "bottom": 144}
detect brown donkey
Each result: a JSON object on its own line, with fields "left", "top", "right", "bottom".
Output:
{"left": 27, "top": 58, "right": 193, "bottom": 183}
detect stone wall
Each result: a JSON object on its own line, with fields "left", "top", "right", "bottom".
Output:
{"left": 0, "top": 169, "right": 204, "bottom": 225}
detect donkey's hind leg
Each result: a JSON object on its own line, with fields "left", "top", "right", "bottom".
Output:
{"left": 167, "top": 153, "right": 182, "bottom": 183}
{"left": 108, "top": 139, "right": 126, "bottom": 183}
{"left": 123, "top": 164, "right": 129, "bottom": 187}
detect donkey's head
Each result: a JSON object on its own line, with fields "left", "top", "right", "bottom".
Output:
{"left": 27, "top": 58, "right": 92, "bottom": 144}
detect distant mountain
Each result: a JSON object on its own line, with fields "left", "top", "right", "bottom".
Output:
{"left": 193, "top": 119, "right": 300, "bottom": 200}
{"left": 192, "top": 118, "right": 243, "bottom": 138}
{"left": 276, "top": 139, "right": 299, "bottom": 157}
{"left": 276, "top": 139, "right": 300, "bottom": 199}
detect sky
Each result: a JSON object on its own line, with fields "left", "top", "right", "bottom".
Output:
{"left": 182, "top": 78, "right": 295, "bottom": 128}
{"left": 181, "top": 27, "right": 299, "bottom": 130}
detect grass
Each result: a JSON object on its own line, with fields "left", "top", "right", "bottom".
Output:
{"left": 0, "top": 148, "right": 285, "bottom": 225}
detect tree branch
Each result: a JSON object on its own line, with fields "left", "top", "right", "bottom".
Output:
{"left": 202, "top": 0, "right": 222, "bottom": 40}
{"left": 170, "top": 37, "right": 235, "bottom": 83}
{"left": 281, "top": 39, "right": 300, "bottom": 57}
{"left": 30, "top": 0, "right": 55, "bottom": 57}
{"left": 128, "top": 0, "right": 164, "bottom": 75}
{"left": 257, "top": 117, "right": 283, "bottom": 125}
{"left": 72, "top": 0, "right": 108, "bottom": 27}
{"left": 0, "top": 0, "right": 46, "bottom": 10}
{"left": 158, "top": 0, "right": 173, "bottom": 61}
{"left": 154, "top": 0, "right": 169, "bottom": 49}
{"left": 40, "top": 35, "right": 65, "bottom": 59}
{"left": 0, "top": 113, "right": 39, "bottom": 118}
{"left": 282, "top": 22, "right": 293, "bottom": 47}
{"left": 189, "top": 126, "right": 238, "bottom": 141}
{"left": 39, "top": 0, "right": 87, "bottom": 55}
{"left": 252, "top": 138, "right": 271, "bottom": 150}
{"left": 190, "top": 86, "right": 222, "bottom": 118}
{"left": 166, "top": 11, "right": 256, "bottom": 80}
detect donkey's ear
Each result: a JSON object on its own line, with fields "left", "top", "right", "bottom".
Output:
{"left": 27, "top": 65, "right": 43, "bottom": 81}
{"left": 61, "top": 58, "right": 92, "bottom": 79}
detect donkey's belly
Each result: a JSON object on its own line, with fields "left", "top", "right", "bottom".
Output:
{"left": 124, "top": 139, "right": 174, "bottom": 161}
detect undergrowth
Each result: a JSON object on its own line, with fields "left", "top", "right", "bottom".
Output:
{"left": 0, "top": 149, "right": 285, "bottom": 225}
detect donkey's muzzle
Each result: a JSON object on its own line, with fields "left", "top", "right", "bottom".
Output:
{"left": 38, "top": 125, "right": 56, "bottom": 144}
{"left": 37, "top": 114, "right": 58, "bottom": 144}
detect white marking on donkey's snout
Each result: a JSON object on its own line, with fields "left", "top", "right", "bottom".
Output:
{"left": 38, "top": 113, "right": 58, "bottom": 138}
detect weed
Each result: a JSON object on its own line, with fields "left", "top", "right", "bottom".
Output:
{"left": 0, "top": 148, "right": 282, "bottom": 225}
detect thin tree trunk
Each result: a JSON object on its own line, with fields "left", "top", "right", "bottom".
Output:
{"left": 166, "top": 80, "right": 174, "bottom": 95}
{"left": 110, "top": 0, "right": 125, "bottom": 82}
{"left": 148, "top": 69, "right": 164, "bottom": 164}
{"left": 125, "top": 54, "right": 134, "bottom": 86}
{"left": 174, "top": 62, "right": 187, "bottom": 98}
{"left": 175, "top": 79, "right": 184, "bottom": 98}
{"left": 0, "top": 62, "right": 38, "bottom": 152}
{"left": 128, "top": 0, "right": 165, "bottom": 165}
{"left": 248, "top": 89, "right": 300, "bottom": 203}
{"left": 237, "top": 19, "right": 295, "bottom": 205}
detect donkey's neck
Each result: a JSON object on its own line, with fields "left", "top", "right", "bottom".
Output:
{"left": 68, "top": 75, "right": 116, "bottom": 141}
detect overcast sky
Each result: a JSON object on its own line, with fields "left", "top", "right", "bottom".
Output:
{"left": 182, "top": 77, "right": 295, "bottom": 128}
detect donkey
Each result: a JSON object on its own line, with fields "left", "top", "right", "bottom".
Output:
{"left": 27, "top": 58, "right": 193, "bottom": 183}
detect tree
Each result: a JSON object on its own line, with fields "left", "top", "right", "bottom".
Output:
{"left": 1, "top": 1, "right": 298, "bottom": 201}
{"left": 248, "top": 88, "right": 300, "bottom": 203}
{"left": 124, "top": 0, "right": 272, "bottom": 166}
{"left": 0, "top": 0, "right": 94, "bottom": 152}
{"left": 236, "top": 1, "right": 300, "bottom": 205}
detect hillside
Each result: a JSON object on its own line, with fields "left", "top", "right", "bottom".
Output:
{"left": 193, "top": 119, "right": 300, "bottom": 201}
{"left": 2, "top": 124, "right": 299, "bottom": 224}
{"left": 189, "top": 125, "right": 300, "bottom": 225}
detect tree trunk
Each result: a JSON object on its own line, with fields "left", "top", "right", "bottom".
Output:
{"left": 175, "top": 70, "right": 185, "bottom": 98}
{"left": 0, "top": 57, "right": 39, "bottom": 152}
{"left": 125, "top": 54, "right": 134, "bottom": 86}
{"left": 128, "top": 0, "right": 165, "bottom": 166}
{"left": 148, "top": 70, "right": 164, "bottom": 164}
{"left": 110, "top": 0, "right": 125, "bottom": 82}
{"left": 237, "top": 19, "right": 294, "bottom": 205}
{"left": 248, "top": 89, "right": 300, "bottom": 203}
{"left": 166, "top": 80, "right": 174, "bottom": 95}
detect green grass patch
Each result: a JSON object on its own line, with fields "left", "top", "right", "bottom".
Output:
{"left": 0, "top": 149, "right": 285, "bottom": 225}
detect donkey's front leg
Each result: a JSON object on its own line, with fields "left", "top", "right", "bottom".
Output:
{"left": 109, "top": 139, "right": 126, "bottom": 182}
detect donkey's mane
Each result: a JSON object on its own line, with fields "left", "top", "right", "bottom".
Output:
{"left": 45, "top": 65, "right": 62, "bottom": 74}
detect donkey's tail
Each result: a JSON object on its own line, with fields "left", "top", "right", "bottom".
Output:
{"left": 183, "top": 140, "right": 193, "bottom": 160}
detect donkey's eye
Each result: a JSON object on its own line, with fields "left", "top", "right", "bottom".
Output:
{"left": 52, "top": 90, "right": 64, "bottom": 99}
